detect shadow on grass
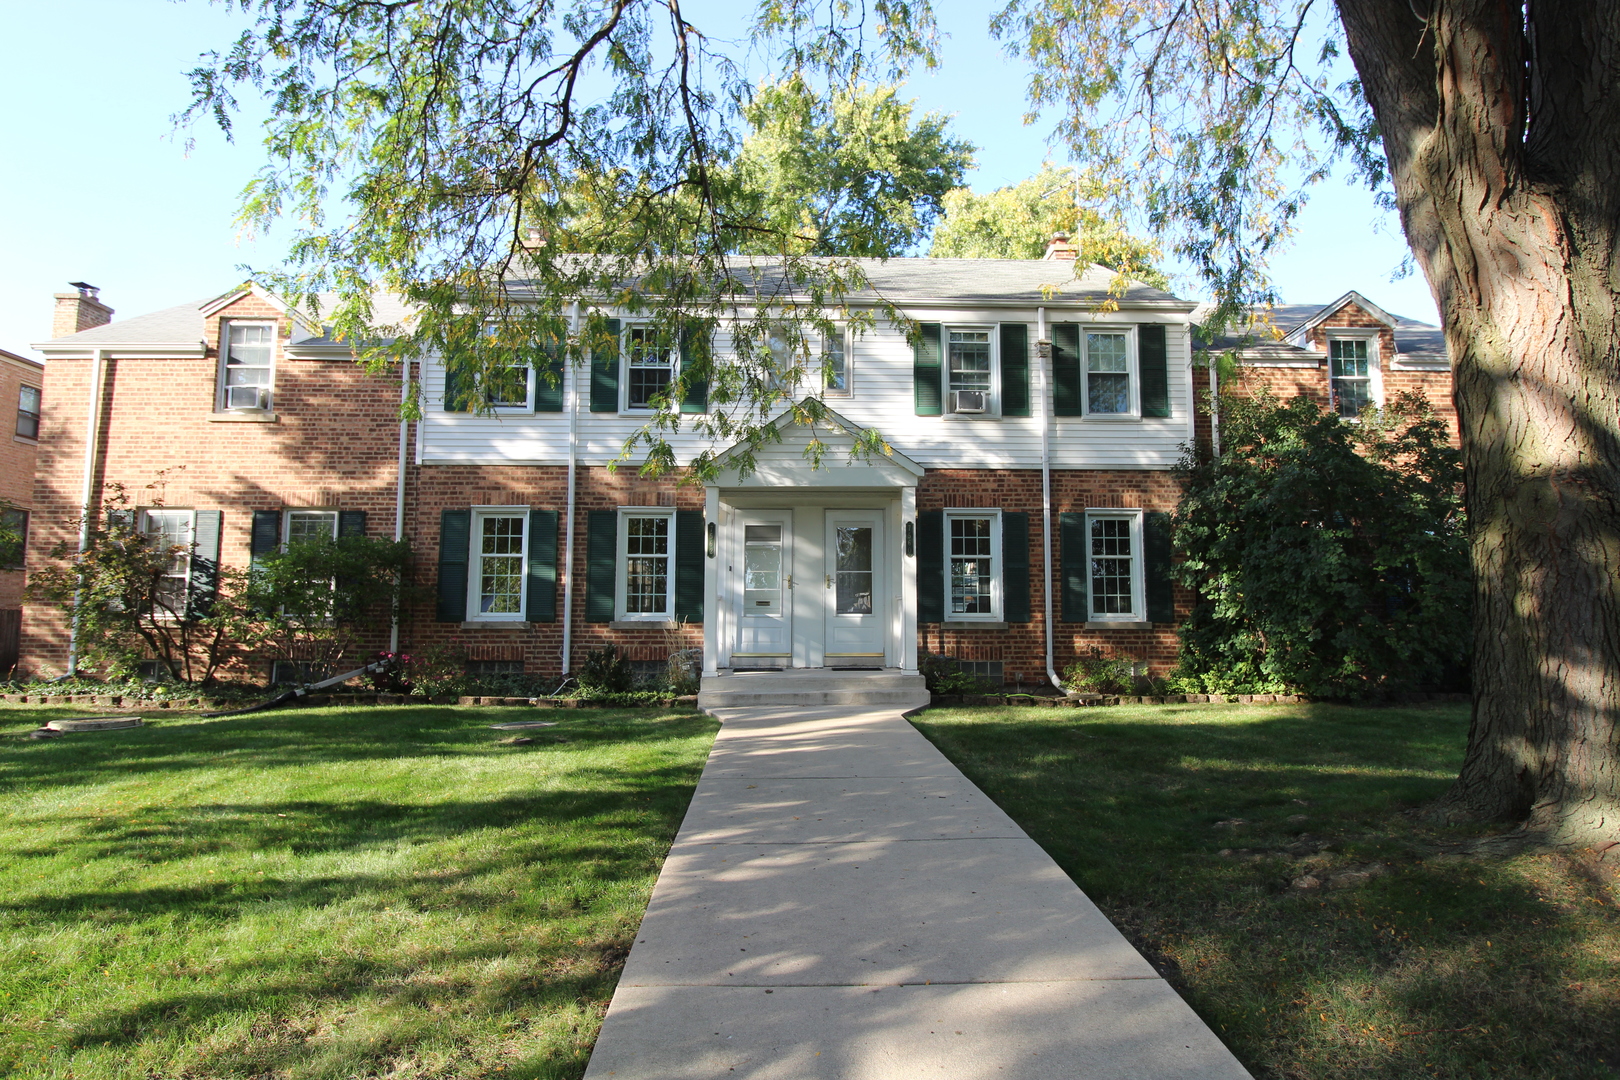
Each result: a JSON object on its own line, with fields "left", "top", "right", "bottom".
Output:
{"left": 912, "top": 703, "right": 1620, "bottom": 1080}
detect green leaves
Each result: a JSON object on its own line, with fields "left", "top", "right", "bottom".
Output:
{"left": 1172, "top": 391, "right": 1470, "bottom": 697}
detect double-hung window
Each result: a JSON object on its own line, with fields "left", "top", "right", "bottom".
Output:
{"left": 285, "top": 509, "right": 338, "bottom": 547}
{"left": 618, "top": 509, "right": 675, "bottom": 620}
{"left": 1084, "top": 330, "right": 1133, "bottom": 415}
{"left": 624, "top": 326, "right": 674, "bottom": 411}
{"left": 16, "top": 385, "right": 40, "bottom": 439}
{"left": 468, "top": 509, "right": 528, "bottom": 621}
{"left": 1086, "top": 512, "right": 1142, "bottom": 620}
{"left": 946, "top": 510, "right": 1001, "bottom": 620}
{"left": 947, "top": 327, "right": 994, "bottom": 414}
{"left": 487, "top": 362, "right": 532, "bottom": 409}
{"left": 1329, "top": 336, "right": 1375, "bottom": 417}
{"left": 219, "top": 323, "right": 274, "bottom": 411}
{"left": 0, "top": 507, "right": 27, "bottom": 568}
{"left": 823, "top": 328, "right": 849, "bottom": 396}
{"left": 141, "top": 509, "right": 195, "bottom": 617}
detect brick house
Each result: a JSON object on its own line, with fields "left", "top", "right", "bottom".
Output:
{"left": 1, "top": 342, "right": 45, "bottom": 672}
{"left": 1201, "top": 290, "right": 1456, "bottom": 440}
{"left": 19, "top": 263, "right": 1451, "bottom": 689}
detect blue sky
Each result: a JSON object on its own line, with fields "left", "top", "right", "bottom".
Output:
{"left": 0, "top": 0, "right": 1438, "bottom": 359}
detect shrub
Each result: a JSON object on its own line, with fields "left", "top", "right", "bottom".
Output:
{"left": 1174, "top": 390, "right": 1469, "bottom": 698}
{"left": 1061, "top": 649, "right": 1136, "bottom": 694}
{"left": 919, "top": 653, "right": 1000, "bottom": 695}
{"left": 577, "top": 645, "right": 633, "bottom": 693}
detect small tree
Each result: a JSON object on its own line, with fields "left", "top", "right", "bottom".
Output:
{"left": 243, "top": 533, "right": 416, "bottom": 680}
{"left": 26, "top": 488, "right": 253, "bottom": 683}
{"left": 1172, "top": 391, "right": 1469, "bottom": 698}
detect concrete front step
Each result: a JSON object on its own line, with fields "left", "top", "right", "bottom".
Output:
{"left": 698, "top": 668, "right": 928, "bottom": 710}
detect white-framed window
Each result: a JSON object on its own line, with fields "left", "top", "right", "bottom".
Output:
{"left": 467, "top": 509, "right": 528, "bottom": 621}
{"left": 140, "top": 509, "right": 195, "bottom": 617}
{"left": 218, "top": 322, "right": 275, "bottom": 411}
{"left": 1328, "top": 334, "right": 1379, "bottom": 418}
{"left": 618, "top": 508, "right": 675, "bottom": 620}
{"left": 1085, "top": 511, "right": 1143, "bottom": 621}
{"left": 822, "top": 327, "right": 850, "bottom": 396}
{"left": 1083, "top": 329, "right": 1135, "bottom": 416}
{"left": 945, "top": 509, "right": 1001, "bottom": 620}
{"left": 623, "top": 325, "right": 675, "bottom": 411}
{"left": 284, "top": 509, "right": 338, "bottom": 547}
{"left": 17, "top": 384, "right": 41, "bottom": 439}
{"left": 946, "top": 326, "right": 997, "bottom": 415}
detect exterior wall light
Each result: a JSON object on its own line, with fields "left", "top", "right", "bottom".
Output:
{"left": 904, "top": 520, "right": 914, "bottom": 557}
{"left": 706, "top": 520, "right": 717, "bottom": 558}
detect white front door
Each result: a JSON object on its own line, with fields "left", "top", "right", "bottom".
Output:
{"left": 824, "top": 511, "right": 885, "bottom": 666}
{"left": 732, "top": 511, "right": 792, "bottom": 668}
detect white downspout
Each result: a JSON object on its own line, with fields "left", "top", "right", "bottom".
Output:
{"left": 1036, "top": 310, "right": 1063, "bottom": 693}
{"left": 66, "top": 347, "right": 109, "bottom": 677}
{"left": 1209, "top": 352, "right": 1221, "bottom": 457}
{"left": 562, "top": 301, "right": 581, "bottom": 675}
{"left": 388, "top": 356, "right": 410, "bottom": 654}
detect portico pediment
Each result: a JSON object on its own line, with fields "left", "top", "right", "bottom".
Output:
{"left": 709, "top": 401, "right": 925, "bottom": 489}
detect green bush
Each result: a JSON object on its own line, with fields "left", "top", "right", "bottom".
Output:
{"left": 577, "top": 645, "right": 634, "bottom": 693}
{"left": 1173, "top": 390, "right": 1469, "bottom": 698}
{"left": 1061, "top": 649, "right": 1136, "bottom": 694}
{"left": 920, "top": 654, "right": 1000, "bottom": 695}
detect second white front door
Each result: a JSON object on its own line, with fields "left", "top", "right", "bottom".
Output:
{"left": 824, "top": 511, "right": 885, "bottom": 666}
{"left": 732, "top": 511, "right": 792, "bottom": 667}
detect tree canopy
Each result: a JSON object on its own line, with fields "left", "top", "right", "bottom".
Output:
{"left": 928, "top": 164, "right": 1168, "bottom": 288}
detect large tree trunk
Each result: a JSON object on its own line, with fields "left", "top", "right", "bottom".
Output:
{"left": 1338, "top": 0, "right": 1619, "bottom": 845}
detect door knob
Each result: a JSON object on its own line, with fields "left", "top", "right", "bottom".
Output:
{"left": 826, "top": 574, "right": 832, "bottom": 589}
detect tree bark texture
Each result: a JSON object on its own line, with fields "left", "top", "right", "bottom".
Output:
{"left": 1338, "top": 0, "right": 1619, "bottom": 845}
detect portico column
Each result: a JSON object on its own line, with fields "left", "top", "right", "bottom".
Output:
{"left": 900, "top": 484, "right": 918, "bottom": 675}
{"left": 702, "top": 485, "right": 720, "bottom": 676}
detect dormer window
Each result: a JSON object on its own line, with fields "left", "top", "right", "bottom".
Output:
{"left": 220, "top": 323, "right": 274, "bottom": 411}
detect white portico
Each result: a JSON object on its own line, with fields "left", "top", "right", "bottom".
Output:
{"left": 700, "top": 409, "right": 924, "bottom": 677}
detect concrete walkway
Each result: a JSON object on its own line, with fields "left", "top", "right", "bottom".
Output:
{"left": 582, "top": 704, "right": 1252, "bottom": 1079}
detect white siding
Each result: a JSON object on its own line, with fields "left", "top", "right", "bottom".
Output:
{"left": 419, "top": 305, "right": 1194, "bottom": 472}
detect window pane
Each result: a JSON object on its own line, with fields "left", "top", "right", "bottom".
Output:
{"left": 1329, "top": 338, "right": 1369, "bottom": 377}
{"left": 627, "top": 327, "right": 672, "bottom": 408}
{"left": 947, "top": 330, "right": 991, "bottom": 391}
{"left": 823, "top": 332, "right": 847, "bottom": 392}
{"left": 743, "top": 541, "right": 781, "bottom": 613}
{"left": 1089, "top": 518, "right": 1134, "bottom": 615}
{"left": 1086, "top": 333, "right": 1130, "bottom": 414}
{"left": 835, "top": 526, "right": 873, "bottom": 614}
{"left": 1329, "top": 340, "right": 1372, "bottom": 417}
{"left": 488, "top": 364, "right": 529, "bottom": 406}
{"left": 949, "top": 516, "right": 993, "bottom": 615}
{"left": 624, "top": 516, "right": 670, "bottom": 614}
{"left": 478, "top": 515, "right": 525, "bottom": 614}
{"left": 16, "top": 385, "right": 40, "bottom": 439}
{"left": 286, "top": 511, "right": 337, "bottom": 546}
{"left": 225, "top": 325, "right": 272, "bottom": 386}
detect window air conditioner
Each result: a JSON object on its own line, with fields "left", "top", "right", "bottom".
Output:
{"left": 950, "top": 389, "right": 988, "bottom": 414}
{"left": 226, "top": 385, "right": 271, "bottom": 411}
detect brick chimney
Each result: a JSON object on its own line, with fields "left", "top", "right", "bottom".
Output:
{"left": 1042, "top": 232, "right": 1080, "bottom": 261}
{"left": 51, "top": 282, "right": 114, "bottom": 339}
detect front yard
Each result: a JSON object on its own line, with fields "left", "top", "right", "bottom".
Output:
{"left": 0, "top": 702, "right": 717, "bottom": 1080}
{"left": 912, "top": 701, "right": 1620, "bottom": 1080}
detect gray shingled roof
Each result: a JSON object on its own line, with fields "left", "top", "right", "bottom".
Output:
{"left": 44, "top": 257, "right": 1185, "bottom": 348}
{"left": 1200, "top": 300, "right": 1447, "bottom": 359}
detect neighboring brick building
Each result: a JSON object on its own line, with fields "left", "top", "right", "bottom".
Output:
{"left": 1199, "top": 291, "right": 1456, "bottom": 440}
{"left": 1, "top": 343, "right": 45, "bottom": 671}
{"left": 20, "top": 271, "right": 1447, "bottom": 688}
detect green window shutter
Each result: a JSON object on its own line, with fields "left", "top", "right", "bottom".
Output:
{"left": 590, "top": 319, "right": 620, "bottom": 413}
{"left": 435, "top": 509, "right": 471, "bottom": 622}
{"left": 1001, "top": 511, "right": 1031, "bottom": 623}
{"left": 679, "top": 325, "right": 709, "bottom": 414}
{"left": 913, "top": 323, "right": 943, "bottom": 416}
{"left": 586, "top": 510, "right": 617, "bottom": 622}
{"left": 674, "top": 510, "right": 704, "bottom": 619}
{"left": 1139, "top": 323, "right": 1171, "bottom": 418}
{"left": 187, "top": 510, "right": 223, "bottom": 621}
{"left": 527, "top": 509, "right": 558, "bottom": 622}
{"left": 442, "top": 362, "right": 470, "bottom": 412}
{"left": 1053, "top": 324, "right": 1082, "bottom": 416}
{"left": 338, "top": 510, "right": 367, "bottom": 538}
{"left": 1000, "top": 324, "right": 1030, "bottom": 417}
{"left": 1060, "top": 512, "right": 1088, "bottom": 622}
{"left": 249, "top": 510, "right": 280, "bottom": 567}
{"left": 1144, "top": 511, "right": 1175, "bottom": 623}
{"left": 534, "top": 340, "right": 564, "bottom": 413}
{"left": 917, "top": 510, "right": 944, "bottom": 623}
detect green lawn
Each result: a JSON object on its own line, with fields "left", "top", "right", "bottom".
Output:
{"left": 912, "top": 702, "right": 1620, "bottom": 1080}
{"left": 0, "top": 703, "right": 718, "bottom": 1080}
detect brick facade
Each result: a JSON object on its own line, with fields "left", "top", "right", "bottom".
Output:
{"left": 1, "top": 348, "right": 44, "bottom": 613}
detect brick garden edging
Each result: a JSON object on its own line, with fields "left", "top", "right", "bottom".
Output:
{"left": 927, "top": 691, "right": 1471, "bottom": 708}
{"left": 0, "top": 692, "right": 701, "bottom": 711}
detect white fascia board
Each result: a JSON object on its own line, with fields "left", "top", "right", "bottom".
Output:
{"left": 31, "top": 342, "right": 208, "bottom": 358}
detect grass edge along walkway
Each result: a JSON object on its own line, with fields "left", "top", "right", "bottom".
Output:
{"left": 911, "top": 701, "right": 1620, "bottom": 1080}
{"left": 0, "top": 702, "right": 718, "bottom": 1080}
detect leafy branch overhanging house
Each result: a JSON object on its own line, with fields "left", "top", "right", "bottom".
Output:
{"left": 17, "top": 248, "right": 1456, "bottom": 691}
